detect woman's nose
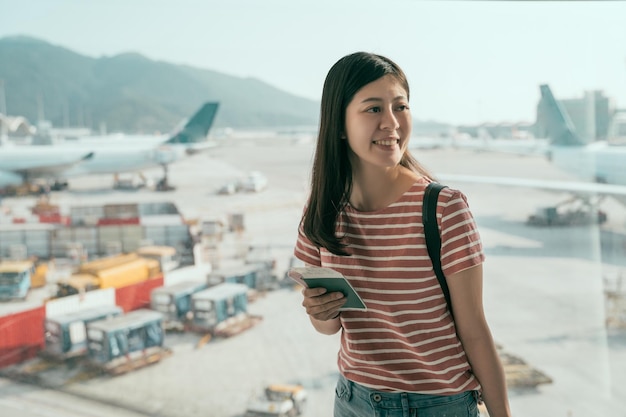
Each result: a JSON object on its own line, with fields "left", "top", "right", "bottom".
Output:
{"left": 380, "top": 109, "right": 399, "bottom": 131}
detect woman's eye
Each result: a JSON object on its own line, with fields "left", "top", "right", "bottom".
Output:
{"left": 366, "top": 107, "right": 381, "bottom": 113}
{"left": 397, "top": 105, "right": 409, "bottom": 111}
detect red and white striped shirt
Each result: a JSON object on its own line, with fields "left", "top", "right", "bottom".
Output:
{"left": 294, "top": 179, "right": 485, "bottom": 394}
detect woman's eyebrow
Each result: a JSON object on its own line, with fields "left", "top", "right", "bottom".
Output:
{"left": 360, "top": 95, "right": 407, "bottom": 104}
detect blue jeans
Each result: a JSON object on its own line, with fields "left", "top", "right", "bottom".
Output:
{"left": 334, "top": 375, "right": 480, "bottom": 417}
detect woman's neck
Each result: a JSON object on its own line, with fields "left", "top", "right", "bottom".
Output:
{"left": 350, "top": 165, "right": 419, "bottom": 212}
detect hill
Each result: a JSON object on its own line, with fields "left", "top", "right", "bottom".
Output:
{"left": 0, "top": 36, "right": 319, "bottom": 133}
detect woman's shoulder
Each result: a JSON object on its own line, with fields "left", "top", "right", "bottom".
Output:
{"left": 416, "top": 179, "right": 473, "bottom": 208}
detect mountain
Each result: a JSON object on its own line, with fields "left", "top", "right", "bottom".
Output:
{"left": 0, "top": 36, "right": 319, "bottom": 133}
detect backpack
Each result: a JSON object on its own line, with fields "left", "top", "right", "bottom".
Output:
{"left": 422, "top": 182, "right": 453, "bottom": 316}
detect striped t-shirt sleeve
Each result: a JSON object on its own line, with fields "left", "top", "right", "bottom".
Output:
{"left": 438, "top": 188, "right": 485, "bottom": 276}
{"left": 294, "top": 222, "right": 322, "bottom": 266}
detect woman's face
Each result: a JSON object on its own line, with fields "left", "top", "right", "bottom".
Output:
{"left": 344, "top": 74, "right": 411, "bottom": 171}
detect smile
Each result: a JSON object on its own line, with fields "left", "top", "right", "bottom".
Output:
{"left": 372, "top": 139, "right": 399, "bottom": 146}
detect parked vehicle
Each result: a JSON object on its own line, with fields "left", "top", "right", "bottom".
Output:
{"left": 86, "top": 309, "right": 170, "bottom": 375}
{"left": 43, "top": 305, "right": 124, "bottom": 359}
{"left": 527, "top": 205, "right": 607, "bottom": 227}
{"left": 237, "top": 171, "right": 268, "bottom": 193}
{"left": 265, "top": 384, "right": 307, "bottom": 415}
{"left": 217, "top": 181, "right": 237, "bottom": 195}
{"left": 244, "top": 398, "right": 295, "bottom": 417}
{"left": 0, "top": 260, "right": 36, "bottom": 301}
{"left": 244, "top": 385, "right": 306, "bottom": 417}
{"left": 218, "top": 171, "right": 268, "bottom": 194}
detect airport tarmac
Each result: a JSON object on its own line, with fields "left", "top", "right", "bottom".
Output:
{"left": 1, "top": 136, "right": 626, "bottom": 416}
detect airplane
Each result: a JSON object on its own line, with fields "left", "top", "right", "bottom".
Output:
{"left": 0, "top": 102, "right": 219, "bottom": 191}
{"left": 536, "top": 84, "right": 626, "bottom": 187}
{"left": 435, "top": 84, "right": 626, "bottom": 219}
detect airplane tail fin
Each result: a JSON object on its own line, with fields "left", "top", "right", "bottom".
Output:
{"left": 165, "top": 102, "right": 219, "bottom": 144}
{"left": 539, "top": 84, "right": 585, "bottom": 146}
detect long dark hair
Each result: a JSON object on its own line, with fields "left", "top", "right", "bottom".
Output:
{"left": 301, "top": 52, "right": 432, "bottom": 256}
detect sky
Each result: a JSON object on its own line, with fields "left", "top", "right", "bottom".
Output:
{"left": 1, "top": 0, "right": 625, "bottom": 125}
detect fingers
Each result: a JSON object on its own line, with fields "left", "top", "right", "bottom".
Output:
{"left": 301, "top": 287, "right": 346, "bottom": 321}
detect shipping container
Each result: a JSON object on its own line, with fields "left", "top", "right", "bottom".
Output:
{"left": 115, "top": 275, "right": 163, "bottom": 312}
{"left": 0, "top": 306, "right": 45, "bottom": 368}
{"left": 144, "top": 225, "right": 194, "bottom": 265}
{"left": 43, "top": 305, "right": 124, "bottom": 359}
{"left": 190, "top": 283, "right": 249, "bottom": 332}
{"left": 103, "top": 203, "right": 139, "bottom": 219}
{"left": 85, "top": 309, "right": 168, "bottom": 374}
{"left": 2, "top": 222, "right": 193, "bottom": 261}
{"left": 79, "top": 253, "right": 139, "bottom": 274}
{"left": 69, "top": 205, "right": 105, "bottom": 226}
{"left": 138, "top": 202, "right": 180, "bottom": 216}
{"left": 45, "top": 288, "right": 116, "bottom": 318}
{"left": 137, "top": 245, "right": 180, "bottom": 273}
{"left": 55, "top": 254, "right": 160, "bottom": 298}
{"left": 208, "top": 264, "right": 259, "bottom": 289}
{"left": 0, "top": 224, "right": 55, "bottom": 259}
{"left": 51, "top": 227, "right": 99, "bottom": 259}
{"left": 97, "top": 225, "right": 143, "bottom": 254}
{"left": 151, "top": 280, "right": 208, "bottom": 326}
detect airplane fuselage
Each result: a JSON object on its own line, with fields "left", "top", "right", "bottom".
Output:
{"left": 550, "top": 142, "right": 626, "bottom": 186}
{"left": 0, "top": 141, "right": 183, "bottom": 187}
{"left": 59, "top": 141, "right": 183, "bottom": 175}
{"left": 0, "top": 102, "right": 219, "bottom": 188}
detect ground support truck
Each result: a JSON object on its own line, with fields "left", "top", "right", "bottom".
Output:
{"left": 244, "top": 384, "right": 307, "bottom": 417}
{"left": 0, "top": 260, "right": 46, "bottom": 301}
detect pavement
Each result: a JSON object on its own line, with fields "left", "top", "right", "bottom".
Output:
{"left": 1, "top": 136, "right": 626, "bottom": 416}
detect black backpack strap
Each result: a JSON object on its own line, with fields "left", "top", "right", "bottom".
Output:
{"left": 423, "top": 182, "right": 453, "bottom": 316}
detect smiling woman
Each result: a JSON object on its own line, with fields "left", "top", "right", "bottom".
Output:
{"left": 294, "top": 52, "right": 511, "bottom": 417}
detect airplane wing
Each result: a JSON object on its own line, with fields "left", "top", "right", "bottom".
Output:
{"left": 184, "top": 141, "right": 219, "bottom": 155}
{"left": 410, "top": 137, "right": 549, "bottom": 157}
{"left": 439, "top": 173, "right": 626, "bottom": 201}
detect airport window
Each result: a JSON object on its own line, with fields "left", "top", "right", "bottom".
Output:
{"left": 0, "top": 2, "right": 625, "bottom": 417}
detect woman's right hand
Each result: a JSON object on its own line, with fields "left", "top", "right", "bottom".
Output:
{"left": 301, "top": 287, "right": 346, "bottom": 321}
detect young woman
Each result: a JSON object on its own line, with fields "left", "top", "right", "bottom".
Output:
{"left": 293, "top": 52, "right": 511, "bottom": 417}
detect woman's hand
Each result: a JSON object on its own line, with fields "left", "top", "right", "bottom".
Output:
{"left": 301, "top": 287, "right": 346, "bottom": 321}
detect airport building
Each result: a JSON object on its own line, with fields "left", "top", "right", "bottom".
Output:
{"left": 0, "top": 114, "right": 34, "bottom": 138}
